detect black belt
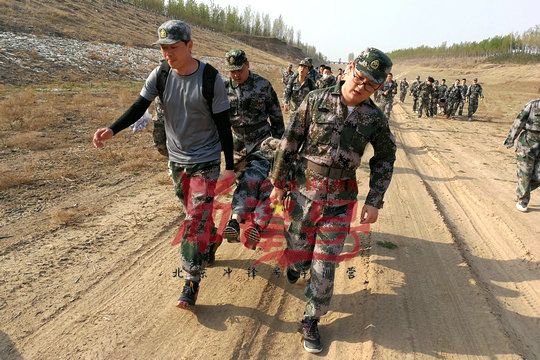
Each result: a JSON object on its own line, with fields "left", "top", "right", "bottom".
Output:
{"left": 304, "top": 159, "right": 356, "bottom": 179}
{"left": 233, "top": 122, "right": 269, "bottom": 135}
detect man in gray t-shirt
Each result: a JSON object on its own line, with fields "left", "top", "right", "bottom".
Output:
{"left": 92, "top": 20, "right": 235, "bottom": 310}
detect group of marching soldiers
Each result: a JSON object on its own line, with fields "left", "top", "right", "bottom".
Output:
{"left": 391, "top": 75, "right": 484, "bottom": 120}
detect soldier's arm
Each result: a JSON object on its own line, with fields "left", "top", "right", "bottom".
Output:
{"left": 284, "top": 76, "right": 294, "bottom": 104}
{"left": 271, "top": 94, "right": 311, "bottom": 188}
{"left": 503, "top": 102, "right": 531, "bottom": 148}
{"left": 366, "top": 119, "right": 397, "bottom": 209}
{"left": 266, "top": 84, "right": 285, "bottom": 138}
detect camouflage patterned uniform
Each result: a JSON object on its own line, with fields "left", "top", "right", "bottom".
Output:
{"left": 380, "top": 79, "right": 398, "bottom": 117}
{"left": 417, "top": 81, "right": 434, "bottom": 118}
{"left": 272, "top": 84, "right": 396, "bottom": 319}
{"left": 466, "top": 82, "right": 483, "bottom": 119}
{"left": 282, "top": 68, "right": 295, "bottom": 86}
{"left": 169, "top": 160, "right": 221, "bottom": 282}
{"left": 152, "top": 97, "right": 168, "bottom": 156}
{"left": 430, "top": 82, "right": 439, "bottom": 116}
{"left": 316, "top": 74, "right": 337, "bottom": 89}
{"left": 437, "top": 83, "right": 448, "bottom": 115}
{"left": 224, "top": 71, "right": 285, "bottom": 226}
{"left": 284, "top": 74, "right": 317, "bottom": 112}
{"left": 445, "top": 84, "right": 462, "bottom": 117}
{"left": 410, "top": 78, "right": 421, "bottom": 112}
{"left": 399, "top": 79, "right": 409, "bottom": 103}
{"left": 504, "top": 99, "right": 540, "bottom": 207}
{"left": 458, "top": 83, "right": 468, "bottom": 116}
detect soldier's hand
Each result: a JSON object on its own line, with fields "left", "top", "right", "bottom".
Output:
{"left": 360, "top": 204, "right": 379, "bottom": 224}
{"left": 269, "top": 187, "right": 285, "bottom": 205}
{"left": 93, "top": 128, "right": 113, "bottom": 148}
{"left": 283, "top": 104, "right": 289, "bottom": 113}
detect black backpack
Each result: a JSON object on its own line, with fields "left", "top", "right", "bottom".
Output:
{"left": 153, "top": 60, "right": 218, "bottom": 156}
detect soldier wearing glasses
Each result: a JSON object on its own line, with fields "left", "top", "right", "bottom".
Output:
{"left": 269, "top": 48, "right": 396, "bottom": 353}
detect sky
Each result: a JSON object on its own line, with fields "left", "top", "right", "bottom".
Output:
{"left": 199, "top": 0, "right": 539, "bottom": 61}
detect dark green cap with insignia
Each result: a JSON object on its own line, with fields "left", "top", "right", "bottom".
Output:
{"left": 153, "top": 20, "right": 191, "bottom": 45}
{"left": 299, "top": 58, "right": 312, "bottom": 67}
{"left": 225, "top": 49, "right": 248, "bottom": 71}
{"left": 354, "top": 48, "right": 393, "bottom": 84}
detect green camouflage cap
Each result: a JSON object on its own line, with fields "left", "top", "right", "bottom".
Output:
{"left": 226, "top": 49, "right": 248, "bottom": 71}
{"left": 299, "top": 58, "right": 312, "bottom": 67}
{"left": 354, "top": 48, "right": 392, "bottom": 84}
{"left": 153, "top": 20, "right": 191, "bottom": 45}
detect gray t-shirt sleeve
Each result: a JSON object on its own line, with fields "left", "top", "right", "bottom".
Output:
{"left": 212, "top": 74, "right": 230, "bottom": 114}
{"left": 140, "top": 66, "right": 160, "bottom": 101}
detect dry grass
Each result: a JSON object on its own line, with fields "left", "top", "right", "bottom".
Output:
{"left": 2, "top": 131, "right": 55, "bottom": 150}
{"left": 0, "top": 169, "right": 36, "bottom": 190}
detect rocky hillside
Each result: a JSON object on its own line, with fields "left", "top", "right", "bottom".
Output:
{"left": 0, "top": 0, "right": 300, "bottom": 85}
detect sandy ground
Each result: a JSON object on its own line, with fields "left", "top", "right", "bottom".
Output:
{"left": 1, "top": 86, "right": 539, "bottom": 359}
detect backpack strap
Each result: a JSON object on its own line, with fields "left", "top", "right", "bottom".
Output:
{"left": 156, "top": 60, "right": 217, "bottom": 112}
{"left": 156, "top": 59, "right": 170, "bottom": 103}
{"left": 202, "top": 62, "right": 218, "bottom": 112}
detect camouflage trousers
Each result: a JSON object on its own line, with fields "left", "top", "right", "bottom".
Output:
{"left": 285, "top": 189, "right": 356, "bottom": 319}
{"left": 382, "top": 97, "right": 394, "bottom": 117}
{"left": 169, "top": 160, "right": 221, "bottom": 282}
{"left": 468, "top": 97, "right": 479, "bottom": 117}
{"left": 457, "top": 99, "right": 466, "bottom": 115}
{"left": 418, "top": 97, "right": 431, "bottom": 117}
{"left": 447, "top": 100, "right": 460, "bottom": 117}
{"left": 430, "top": 98, "right": 439, "bottom": 116}
{"left": 412, "top": 95, "right": 419, "bottom": 112}
{"left": 399, "top": 90, "right": 407, "bottom": 103}
{"left": 515, "top": 131, "right": 540, "bottom": 205}
{"left": 232, "top": 151, "right": 273, "bottom": 227}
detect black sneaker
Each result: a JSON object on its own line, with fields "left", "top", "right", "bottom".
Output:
{"left": 299, "top": 318, "right": 323, "bottom": 353}
{"left": 223, "top": 219, "right": 240, "bottom": 243}
{"left": 177, "top": 280, "right": 199, "bottom": 310}
{"left": 286, "top": 266, "right": 301, "bottom": 284}
{"left": 207, "top": 239, "right": 221, "bottom": 266}
{"left": 244, "top": 223, "right": 261, "bottom": 250}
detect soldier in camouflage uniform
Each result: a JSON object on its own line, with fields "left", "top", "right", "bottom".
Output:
{"left": 92, "top": 20, "right": 235, "bottom": 310}
{"left": 437, "top": 79, "right": 448, "bottom": 116}
{"left": 399, "top": 77, "right": 409, "bottom": 103}
{"left": 284, "top": 58, "right": 317, "bottom": 113}
{"left": 269, "top": 48, "right": 396, "bottom": 354}
{"left": 380, "top": 72, "right": 398, "bottom": 118}
{"left": 282, "top": 64, "right": 294, "bottom": 86}
{"left": 430, "top": 80, "right": 439, "bottom": 117}
{"left": 221, "top": 50, "right": 285, "bottom": 246}
{"left": 445, "top": 79, "right": 463, "bottom": 118}
{"left": 458, "top": 78, "right": 468, "bottom": 116}
{"left": 466, "top": 78, "right": 484, "bottom": 121}
{"left": 152, "top": 97, "right": 168, "bottom": 156}
{"left": 410, "top": 75, "right": 421, "bottom": 112}
{"left": 504, "top": 99, "right": 540, "bottom": 212}
{"left": 417, "top": 76, "right": 434, "bottom": 118}
{"left": 316, "top": 66, "right": 337, "bottom": 89}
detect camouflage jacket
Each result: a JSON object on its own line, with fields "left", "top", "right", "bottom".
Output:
{"left": 307, "top": 68, "right": 320, "bottom": 82}
{"left": 224, "top": 72, "right": 285, "bottom": 157}
{"left": 399, "top": 80, "right": 409, "bottom": 93}
{"left": 460, "top": 84, "right": 468, "bottom": 99}
{"left": 272, "top": 84, "right": 397, "bottom": 208}
{"left": 467, "top": 84, "right": 483, "bottom": 99}
{"left": 410, "top": 80, "right": 421, "bottom": 96}
{"left": 504, "top": 99, "right": 540, "bottom": 147}
{"left": 284, "top": 74, "right": 317, "bottom": 111}
{"left": 417, "top": 82, "right": 434, "bottom": 100}
{"left": 316, "top": 74, "right": 337, "bottom": 89}
{"left": 282, "top": 69, "right": 295, "bottom": 86}
{"left": 445, "top": 85, "right": 462, "bottom": 102}
{"left": 438, "top": 84, "right": 448, "bottom": 99}
{"left": 381, "top": 80, "right": 398, "bottom": 100}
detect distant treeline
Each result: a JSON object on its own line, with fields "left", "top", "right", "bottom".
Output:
{"left": 126, "top": 0, "right": 327, "bottom": 63}
{"left": 389, "top": 25, "right": 540, "bottom": 63}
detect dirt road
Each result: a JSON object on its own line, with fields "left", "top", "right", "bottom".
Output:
{"left": 1, "top": 101, "right": 539, "bottom": 359}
